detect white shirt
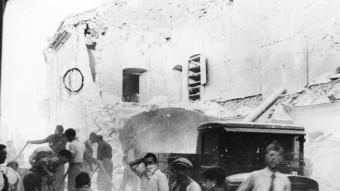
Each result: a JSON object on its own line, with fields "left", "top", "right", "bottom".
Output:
{"left": 237, "top": 167, "right": 291, "bottom": 191}
{"left": 67, "top": 138, "right": 85, "bottom": 163}
{"left": 5, "top": 167, "right": 20, "bottom": 186}
{"left": 137, "top": 168, "right": 169, "bottom": 191}
{"left": 186, "top": 181, "right": 201, "bottom": 191}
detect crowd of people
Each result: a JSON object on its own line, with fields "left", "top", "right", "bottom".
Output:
{"left": 0, "top": 124, "right": 291, "bottom": 191}
{"left": 0, "top": 125, "right": 113, "bottom": 191}
{"left": 124, "top": 139, "right": 290, "bottom": 191}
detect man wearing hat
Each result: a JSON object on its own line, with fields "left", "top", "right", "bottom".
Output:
{"left": 170, "top": 157, "right": 201, "bottom": 191}
{"left": 129, "top": 153, "right": 169, "bottom": 191}
{"left": 237, "top": 141, "right": 291, "bottom": 191}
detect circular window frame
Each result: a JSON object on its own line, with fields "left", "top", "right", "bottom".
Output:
{"left": 63, "top": 68, "right": 84, "bottom": 93}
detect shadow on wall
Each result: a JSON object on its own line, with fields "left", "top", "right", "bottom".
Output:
{"left": 119, "top": 107, "right": 215, "bottom": 156}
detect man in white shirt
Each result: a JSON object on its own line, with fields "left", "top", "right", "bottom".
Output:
{"left": 237, "top": 141, "right": 291, "bottom": 191}
{"left": 129, "top": 153, "right": 169, "bottom": 191}
{"left": 65, "top": 128, "right": 86, "bottom": 191}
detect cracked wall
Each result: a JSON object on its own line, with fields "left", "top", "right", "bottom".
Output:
{"left": 54, "top": 0, "right": 340, "bottom": 103}
{"left": 43, "top": 0, "right": 340, "bottom": 190}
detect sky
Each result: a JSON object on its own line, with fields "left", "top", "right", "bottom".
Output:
{"left": 1, "top": 0, "right": 108, "bottom": 141}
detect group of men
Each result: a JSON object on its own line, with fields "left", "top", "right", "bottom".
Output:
{"left": 128, "top": 153, "right": 200, "bottom": 191}
{"left": 0, "top": 124, "right": 292, "bottom": 191}
{"left": 0, "top": 125, "right": 113, "bottom": 191}
{"left": 125, "top": 141, "right": 291, "bottom": 191}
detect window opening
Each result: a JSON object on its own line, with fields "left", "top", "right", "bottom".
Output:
{"left": 188, "top": 54, "right": 207, "bottom": 101}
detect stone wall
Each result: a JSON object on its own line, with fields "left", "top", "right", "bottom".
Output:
{"left": 43, "top": 0, "right": 340, "bottom": 190}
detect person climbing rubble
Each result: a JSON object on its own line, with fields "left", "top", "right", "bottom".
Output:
{"left": 27, "top": 125, "right": 67, "bottom": 191}
{"left": 129, "top": 153, "right": 169, "bottom": 191}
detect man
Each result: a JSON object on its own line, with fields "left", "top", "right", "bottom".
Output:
{"left": 95, "top": 135, "right": 113, "bottom": 191}
{"left": 28, "top": 125, "right": 67, "bottom": 156}
{"left": 170, "top": 157, "right": 201, "bottom": 191}
{"left": 23, "top": 149, "right": 73, "bottom": 191}
{"left": 129, "top": 153, "right": 168, "bottom": 191}
{"left": 237, "top": 141, "right": 291, "bottom": 191}
{"left": 83, "top": 133, "right": 97, "bottom": 173}
{"left": 27, "top": 125, "right": 67, "bottom": 191}
{"left": 65, "top": 128, "right": 86, "bottom": 191}
{"left": 0, "top": 144, "right": 9, "bottom": 191}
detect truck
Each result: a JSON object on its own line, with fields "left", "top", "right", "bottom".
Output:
{"left": 156, "top": 121, "right": 318, "bottom": 191}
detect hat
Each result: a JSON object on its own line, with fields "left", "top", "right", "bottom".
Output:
{"left": 171, "top": 157, "right": 193, "bottom": 169}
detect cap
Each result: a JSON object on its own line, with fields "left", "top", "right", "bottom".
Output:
{"left": 171, "top": 157, "right": 193, "bottom": 169}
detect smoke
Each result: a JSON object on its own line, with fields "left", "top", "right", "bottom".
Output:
{"left": 119, "top": 107, "right": 214, "bottom": 155}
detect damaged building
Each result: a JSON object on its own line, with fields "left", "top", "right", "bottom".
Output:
{"left": 42, "top": 0, "right": 340, "bottom": 190}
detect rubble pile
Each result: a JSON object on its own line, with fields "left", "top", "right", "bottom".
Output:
{"left": 265, "top": 80, "right": 340, "bottom": 191}
{"left": 305, "top": 133, "right": 340, "bottom": 191}
{"left": 75, "top": 77, "right": 340, "bottom": 191}
{"left": 42, "top": 1, "right": 340, "bottom": 190}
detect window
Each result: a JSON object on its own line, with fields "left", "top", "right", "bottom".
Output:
{"left": 122, "top": 68, "right": 146, "bottom": 102}
{"left": 188, "top": 54, "right": 207, "bottom": 101}
{"left": 201, "top": 130, "right": 219, "bottom": 166}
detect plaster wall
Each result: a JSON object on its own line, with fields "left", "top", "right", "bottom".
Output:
{"left": 84, "top": 0, "right": 340, "bottom": 102}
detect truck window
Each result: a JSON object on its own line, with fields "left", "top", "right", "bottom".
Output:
{"left": 218, "top": 132, "right": 302, "bottom": 174}
{"left": 202, "top": 131, "right": 218, "bottom": 155}
{"left": 201, "top": 131, "right": 219, "bottom": 166}
{"left": 220, "top": 133, "right": 263, "bottom": 168}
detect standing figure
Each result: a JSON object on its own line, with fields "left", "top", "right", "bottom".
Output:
{"left": 170, "top": 157, "right": 201, "bottom": 191}
{"left": 95, "top": 135, "right": 113, "bottom": 191}
{"left": 129, "top": 153, "right": 168, "bottom": 191}
{"left": 83, "top": 133, "right": 97, "bottom": 173}
{"left": 65, "top": 128, "right": 86, "bottom": 191}
{"left": 0, "top": 144, "right": 9, "bottom": 191}
{"left": 237, "top": 141, "right": 291, "bottom": 191}
{"left": 27, "top": 125, "right": 67, "bottom": 191}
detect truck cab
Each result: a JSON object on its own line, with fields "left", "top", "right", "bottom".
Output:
{"left": 196, "top": 121, "right": 318, "bottom": 191}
